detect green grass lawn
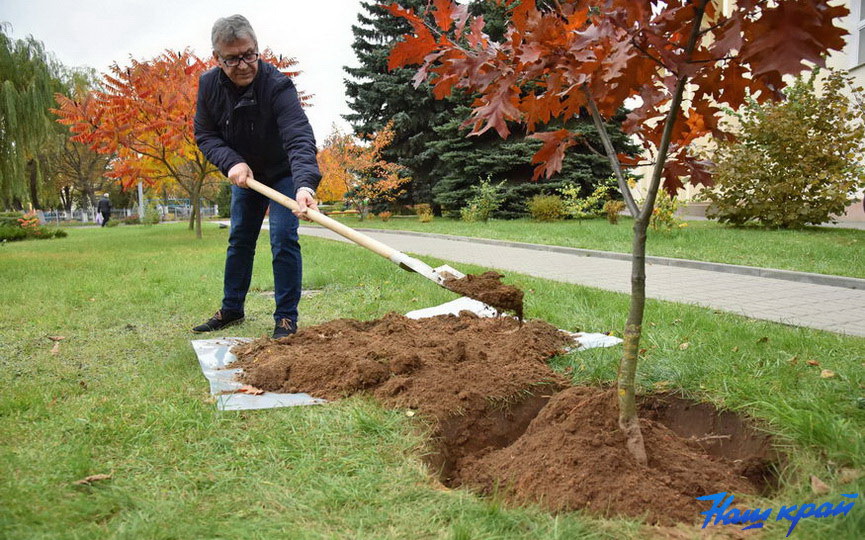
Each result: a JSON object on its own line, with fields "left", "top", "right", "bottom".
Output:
{"left": 326, "top": 215, "right": 865, "bottom": 279}
{"left": 1, "top": 223, "right": 863, "bottom": 539}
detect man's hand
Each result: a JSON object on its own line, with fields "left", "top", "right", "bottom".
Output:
{"left": 227, "top": 162, "right": 253, "bottom": 188}
{"left": 294, "top": 189, "right": 318, "bottom": 221}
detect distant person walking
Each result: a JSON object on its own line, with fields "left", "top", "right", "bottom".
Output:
{"left": 97, "top": 193, "right": 111, "bottom": 227}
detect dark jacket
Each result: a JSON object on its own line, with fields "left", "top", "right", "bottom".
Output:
{"left": 97, "top": 197, "right": 111, "bottom": 213}
{"left": 194, "top": 61, "right": 321, "bottom": 192}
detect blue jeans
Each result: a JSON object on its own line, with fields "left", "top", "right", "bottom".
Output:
{"left": 221, "top": 175, "right": 302, "bottom": 323}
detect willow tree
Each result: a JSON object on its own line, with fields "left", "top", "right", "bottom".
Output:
{"left": 0, "top": 25, "right": 65, "bottom": 209}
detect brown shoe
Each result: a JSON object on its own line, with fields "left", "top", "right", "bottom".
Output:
{"left": 272, "top": 318, "right": 297, "bottom": 339}
{"left": 192, "top": 309, "right": 244, "bottom": 333}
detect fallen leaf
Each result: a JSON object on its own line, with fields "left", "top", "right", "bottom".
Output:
{"left": 405, "top": 410, "right": 416, "bottom": 417}
{"left": 73, "top": 473, "right": 112, "bottom": 486}
{"left": 788, "top": 355, "right": 798, "bottom": 365}
{"left": 50, "top": 342, "right": 61, "bottom": 355}
{"left": 731, "top": 346, "right": 739, "bottom": 352}
{"left": 678, "top": 342, "right": 690, "bottom": 351}
{"left": 236, "top": 385, "right": 265, "bottom": 395}
{"left": 807, "top": 360, "right": 820, "bottom": 367}
{"left": 757, "top": 337, "right": 769, "bottom": 344}
{"left": 820, "top": 369, "right": 836, "bottom": 379}
{"left": 47, "top": 336, "right": 66, "bottom": 341}
{"left": 838, "top": 468, "right": 861, "bottom": 484}
{"left": 810, "top": 475, "right": 830, "bottom": 495}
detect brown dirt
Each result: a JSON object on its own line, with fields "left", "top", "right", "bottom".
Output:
{"left": 228, "top": 313, "right": 779, "bottom": 526}
{"left": 230, "top": 312, "right": 570, "bottom": 419}
{"left": 443, "top": 271, "right": 525, "bottom": 319}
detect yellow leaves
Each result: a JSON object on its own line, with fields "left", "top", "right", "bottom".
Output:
{"left": 820, "top": 369, "right": 836, "bottom": 379}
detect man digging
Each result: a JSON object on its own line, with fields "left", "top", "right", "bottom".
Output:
{"left": 192, "top": 14, "right": 321, "bottom": 339}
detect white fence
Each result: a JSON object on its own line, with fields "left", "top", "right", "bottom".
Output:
{"left": 39, "top": 205, "right": 219, "bottom": 224}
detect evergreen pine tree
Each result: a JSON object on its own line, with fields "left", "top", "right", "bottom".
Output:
{"left": 344, "top": 0, "right": 449, "bottom": 205}
{"left": 344, "top": 1, "right": 639, "bottom": 217}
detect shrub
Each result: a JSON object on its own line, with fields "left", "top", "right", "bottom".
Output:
{"left": 527, "top": 195, "right": 566, "bottom": 221}
{"left": 706, "top": 69, "right": 865, "bottom": 228}
{"left": 142, "top": 201, "right": 161, "bottom": 225}
{"left": 647, "top": 191, "right": 686, "bottom": 231}
{"left": 378, "top": 211, "right": 392, "bottom": 222}
{"left": 460, "top": 176, "right": 505, "bottom": 222}
{"left": 604, "top": 200, "right": 625, "bottom": 224}
{"left": 560, "top": 176, "right": 619, "bottom": 220}
{"left": 0, "top": 225, "right": 27, "bottom": 241}
{"left": 122, "top": 214, "right": 141, "bottom": 225}
{"left": 414, "top": 204, "right": 433, "bottom": 223}
{"left": 0, "top": 210, "right": 67, "bottom": 242}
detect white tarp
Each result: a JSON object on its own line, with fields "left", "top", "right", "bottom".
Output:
{"left": 190, "top": 338, "right": 326, "bottom": 411}
{"left": 191, "top": 298, "right": 622, "bottom": 410}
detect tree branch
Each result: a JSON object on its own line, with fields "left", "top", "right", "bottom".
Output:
{"left": 638, "top": 0, "right": 709, "bottom": 223}
{"left": 583, "top": 87, "right": 639, "bottom": 217}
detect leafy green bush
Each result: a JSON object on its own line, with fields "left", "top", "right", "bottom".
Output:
{"left": 647, "top": 191, "right": 685, "bottom": 231}
{"left": 142, "top": 201, "right": 161, "bottom": 225}
{"left": 706, "top": 69, "right": 865, "bottom": 228}
{"left": 460, "top": 176, "right": 505, "bottom": 222}
{"left": 527, "top": 195, "right": 566, "bottom": 222}
{"left": 560, "top": 176, "right": 618, "bottom": 220}
{"left": 0, "top": 211, "right": 67, "bottom": 242}
{"left": 0, "top": 225, "right": 27, "bottom": 241}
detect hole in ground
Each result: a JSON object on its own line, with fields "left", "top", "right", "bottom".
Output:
{"left": 423, "top": 386, "right": 783, "bottom": 525}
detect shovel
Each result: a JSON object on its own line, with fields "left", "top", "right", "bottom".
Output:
{"left": 246, "top": 178, "right": 465, "bottom": 287}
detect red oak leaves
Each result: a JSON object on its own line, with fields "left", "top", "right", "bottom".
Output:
{"left": 385, "top": 0, "right": 848, "bottom": 192}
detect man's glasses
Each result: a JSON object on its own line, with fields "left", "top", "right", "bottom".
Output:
{"left": 221, "top": 52, "right": 259, "bottom": 67}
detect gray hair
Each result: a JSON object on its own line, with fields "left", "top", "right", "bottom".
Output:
{"left": 211, "top": 15, "right": 258, "bottom": 51}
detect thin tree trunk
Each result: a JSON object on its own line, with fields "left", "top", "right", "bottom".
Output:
{"left": 28, "top": 159, "right": 41, "bottom": 210}
{"left": 188, "top": 183, "right": 197, "bottom": 232}
{"left": 195, "top": 191, "right": 202, "bottom": 239}
{"left": 619, "top": 217, "right": 649, "bottom": 465}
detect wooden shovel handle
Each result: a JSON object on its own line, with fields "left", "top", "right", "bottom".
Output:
{"left": 245, "top": 178, "right": 398, "bottom": 260}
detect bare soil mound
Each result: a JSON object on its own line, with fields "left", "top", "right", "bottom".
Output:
{"left": 443, "top": 271, "right": 525, "bottom": 319}
{"left": 456, "top": 387, "right": 766, "bottom": 525}
{"left": 228, "top": 313, "right": 778, "bottom": 526}
{"left": 230, "top": 312, "right": 569, "bottom": 419}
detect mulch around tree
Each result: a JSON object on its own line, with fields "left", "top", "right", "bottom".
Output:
{"left": 229, "top": 312, "right": 774, "bottom": 526}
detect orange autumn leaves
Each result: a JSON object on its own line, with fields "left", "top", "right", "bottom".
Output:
{"left": 53, "top": 49, "right": 306, "bottom": 195}
{"left": 316, "top": 122, "right": 410, "bottom": 206}
{"left": 385, "top": 0, "right": 849, "bottom": 191}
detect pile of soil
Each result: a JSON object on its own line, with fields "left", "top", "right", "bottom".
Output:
{"left": 443, "top": 271, "right": 524, "bottom": 319}
{"left": 457, "top": 387, "right": 760, "bottom": 525}
{"left": 229, "top": 313, "right": 777, "bottom": 526}
{"left": 230, "top": 312, "right": 569, "bottom": 419}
